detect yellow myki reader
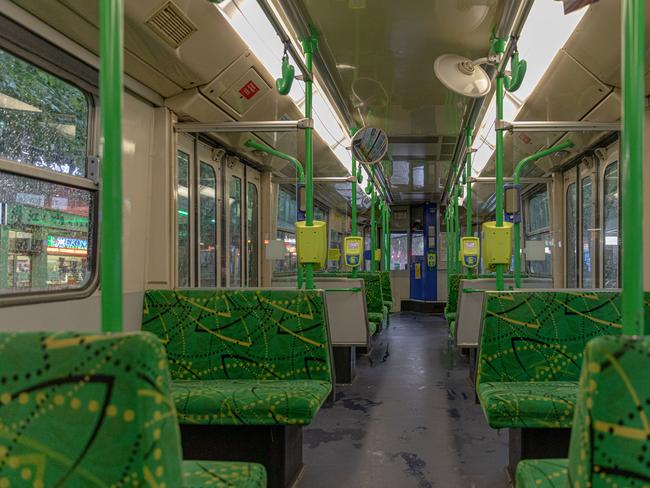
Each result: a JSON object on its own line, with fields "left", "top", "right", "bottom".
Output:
{"left": 481, "top": 221, "right": 513, "bottom": 271}
{"left": 459, "top": 237, "right": 480, "bottom": 268}
{"left": 296, "top": 220, "right": 327, "bottom": 270}
{"left": 343, "top": 236, "right": 363, "bottom": 267}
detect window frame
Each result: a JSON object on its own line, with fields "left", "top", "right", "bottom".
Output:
{"left": 523, "top": 186, "right": 553, "bottom": 277}
{"left": 601, "top": 156, "right": 620, "bottom": 289}
{"left": 0, "top": 37, "right": 99, "bottom": 307}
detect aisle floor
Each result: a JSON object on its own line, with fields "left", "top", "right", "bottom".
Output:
{"left": 297, "top": 313, "right": 509, "bottom": 488}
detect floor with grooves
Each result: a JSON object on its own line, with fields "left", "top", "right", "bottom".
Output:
{"left": 296, "top": 313, "right": 509, "bottom": 488}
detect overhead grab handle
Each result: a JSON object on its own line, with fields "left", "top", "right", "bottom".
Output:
{"left": 276, "top": 42, "right": 295, "bottom": 95}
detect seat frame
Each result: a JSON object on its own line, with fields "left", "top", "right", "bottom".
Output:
{"left": 181, "top": 424, "right": 302, "bottom": 488}
{"left": 507, "top": 428, "right": 571, "bottom": 480}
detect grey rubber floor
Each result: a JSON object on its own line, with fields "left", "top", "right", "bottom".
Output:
{"left": 297, "top": 313, "right": 509, "bottom": 488}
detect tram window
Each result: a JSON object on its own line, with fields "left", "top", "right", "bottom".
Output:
{"left": 524, "top": 190, "right": 552, "bottom": 276}
{"left": 566, "top": 183, "right": 578, "bottom": 287}
{"left": 0, "top": 172, "right": 93, "bottom": 295}
{"left": 177, "top": 151, "right": 190, "bottom": 287}
{"left": 390, "top": 232, "right": 408, "bottom": 270}
{"left": 229, "top": 176, "right": 242, "bottom": 287}
{"left": 0, "top": 48, "right": 89, "bottom": 177}
{"left": 581, "top": 177, "right": 593, "bottom": 287}
{"left": 412, "top": 233, "right": 424, "bottom": 257}
{"left": 364, "top": 231, "right": 371, "bottom": 269}
{"left": 603, "top": 162, "right": 619, "bottom": 288}
{"left": 246, "top": 182, "right": 259, "bottom": 286}
{"left": 199, "top": 162, "right": 216, "bottom": 287}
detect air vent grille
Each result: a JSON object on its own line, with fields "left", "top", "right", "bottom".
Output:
{"left": 146, "top": 1, "right": 197, "bottom": 49}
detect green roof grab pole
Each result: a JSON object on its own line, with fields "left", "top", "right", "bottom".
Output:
{"left": 100, "top": 0, "right": 123, "bottom": 332}
{"left": 243, "top": 139, "right": 304, "bottom": 288}
{"left": 351, "top": 127, "right": 359, "bottom": 278}
{"left": 512, "top": 140, "right": 574, "bottom": 288}
{"left": 244, "top": 139, "right": 304, "bottom": 183}
{"left": 302, "top": 36, "right": 317, "bottom": 290}
{"left": 370, "top": 166, "right": 377, "bottom": 272}
{"left": 494, "top": 38, "right": 506, "bottom": 291}
{"left": 465, "top": 126, "right": 473, "bottom": 278}
{"left": 622, "top": 0, "right": 645, "bottom": 335}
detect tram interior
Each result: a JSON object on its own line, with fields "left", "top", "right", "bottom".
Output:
{"left": 0, "top": 0, "right": 649, "bottom": 487}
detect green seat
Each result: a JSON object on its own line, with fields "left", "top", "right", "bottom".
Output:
{"left": 517, "top": 336, "right": 650, "bottom": 487}
{"left": 0, "top": 331, "right": 266, "bottom": 487}
{"left": 445, "top": 273, "right": 463, "bottom": 324}
{"left": 478, "top": 381, "right": 578, "bottom": 429}
{"left": 173, "top": 379, "right": 331, "bottom": 425}
{"left": 142, "top": 289, "right": 333, "bottom": 426}
{"left": 184, "top": 461, "right": 267, "bottom": 487}
{"left": 476, "top": 290, "right": 630, "bottom": 429}
{"left": 515, "top": 459, "right": 568, "bottom": 487}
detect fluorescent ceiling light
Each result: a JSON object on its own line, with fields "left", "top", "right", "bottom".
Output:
{"left": 471, "top": 3, "right": 587, "bottom": 177}
{"left": 215, "top": 0, "right": 352, "bottom": 174}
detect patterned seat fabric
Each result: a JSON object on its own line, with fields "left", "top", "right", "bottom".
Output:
{"left": 476, "top": 291, "right": 631, "bottom": 429}
{"left": 184, "top": 461, "right": 267, "bottom": 487}
{"left": 518, "top": 336, "right": 650, "bottom": 487}
{"left": 445, "top": 274, "right": 463, "bottom": 324}
{"left": 0, "top": 332, "right": 266, "bottom": 487}
{"left": 516, "top": 459, "right": 568, "bottom": 487}
{"left": 379, "top": 271, "right": 393, "bottom": 308}
{"left": 173, "top": 379, "right": 331, "bottom": 425}
{"left": 478, "top": 381, "right": 578, "bottom": 429}
{"left": 142, "top": 289, "right": 333, "bottom": 426}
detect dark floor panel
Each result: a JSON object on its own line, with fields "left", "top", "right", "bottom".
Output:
{"left": 298, "top": 313, "right": 509, "bottom": 488}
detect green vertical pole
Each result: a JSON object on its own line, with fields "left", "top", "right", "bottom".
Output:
{"left": 0, "top": 229, "right": 7, "bottom": 289}
{"left": 370, "top": 166, "right": 377, "bottom": 272}
{"left": 621, "top": 0, "right": 645, "bottom": 335}
{"left": 494, "top": 39, "right": 506, "bottom": 291}
{"left": 465, "top": 127, "right": 473, "bottom": 278}
{"left": 351, "top": 127, "right": 358, "bottom": 278}
{"left": 302, "top": 36, "right": 317, "bottom": 290}
{"left": 385, "top": 207, "right": 391, "bottom": 270}
{"left": 454, "top": 187, "right": 460, "bottom": 273}
{"left": 100, "top": 0, "right": 123, "bottom": 332}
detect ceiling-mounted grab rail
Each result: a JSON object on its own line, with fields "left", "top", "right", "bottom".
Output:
{"left": 175, "top": 119, "right": 312, "bottom": 133}
{"left": 496, "top": 121, "right": 621, "bottom": 132}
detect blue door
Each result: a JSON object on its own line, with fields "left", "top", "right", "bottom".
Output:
{"left": 410, "top": 204, "right": 437, "bottom": 300}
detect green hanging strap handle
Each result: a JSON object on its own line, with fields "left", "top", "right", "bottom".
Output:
{"left": 357, "top": 172, "right": 363, "bottom": 184}
{"left": 275, "top": 43, "right": 295, "bottom": 96}
{"left": 504, "top": 50, "right": 527, "bottom": 93}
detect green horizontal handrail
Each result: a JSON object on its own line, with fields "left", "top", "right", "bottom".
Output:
{"left": 244, "top": 139, "right": 305, "bottom": 184}
{"left": 323, "top": 287, "right": 362, "bottom": 293}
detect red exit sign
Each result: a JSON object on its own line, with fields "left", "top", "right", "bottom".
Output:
{"left": 239, "top": 81, "right": 260, "bottom": 100}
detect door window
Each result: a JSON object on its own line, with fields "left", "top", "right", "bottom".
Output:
{"left": 581, "top": 176, "right": 593, "bottom": 287}
{"left": 246, "top": 181, "right": 259, "bottom": 286}
{"left": 229, "top": 176, "right": 242, "bottom": 287}
{"left": 177, "top": 151, "right": 190, "bottom": 287}
{"left": 199, "top": 162, "right": 217, "bottom": 287}
{"left": 566, "top": 183, "right": 577, "bottom": 287}
{"left": 603, "top": 162, "right": 619, "bottom": 288}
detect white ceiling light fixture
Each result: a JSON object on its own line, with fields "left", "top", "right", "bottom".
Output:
{"left": 434, "top": 54, "right": 492, "bottom": 98}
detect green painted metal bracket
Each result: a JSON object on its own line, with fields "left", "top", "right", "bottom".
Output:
{"left": 244, "top": 139, "right": 304, "bottom": 183}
